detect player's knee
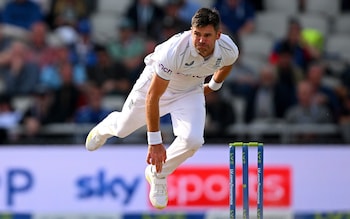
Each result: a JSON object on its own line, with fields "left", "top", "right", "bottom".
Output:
{"left": 183, "top": 135, "right": 204, "bottom": 151}
{"left": 114, "top": 129, "right": 128, "bottom": 138}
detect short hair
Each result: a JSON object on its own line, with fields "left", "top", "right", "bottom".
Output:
{"left": 191, "top": 8, "right": 221, "bottom": 32}
{"left": 288, "top": 17, "right": 301, "bottom": 28}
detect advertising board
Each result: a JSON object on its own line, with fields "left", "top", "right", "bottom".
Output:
{"left": 0, "top": 145, "right": 349, "bottom": 216}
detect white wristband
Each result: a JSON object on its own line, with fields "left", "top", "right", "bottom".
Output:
{"left": 147, "top": 131, "right": 162, "bottom": 145}
{"left": 208, "top": 78, "right": 223, "bottom": 91}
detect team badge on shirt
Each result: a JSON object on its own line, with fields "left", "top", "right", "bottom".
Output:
{"left": 214, "top": 57, "right": 222, "bottom": 68}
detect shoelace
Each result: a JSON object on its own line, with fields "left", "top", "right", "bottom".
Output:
{"left": 152, "top": 172, "right": 167, "bottom": 196}
{"left": 154, "top": 182, "right": 167, "bottom": 195}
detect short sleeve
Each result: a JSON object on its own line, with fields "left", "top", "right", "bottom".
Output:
{"left": 220, "top": 34, "right": 239, "bottom": 66}
{"left": 145, "top": 37, "right": 179, "bottom": 81}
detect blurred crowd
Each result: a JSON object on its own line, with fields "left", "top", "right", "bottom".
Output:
{"left": 0, "top": 0, "right": 349, "bottom": 144}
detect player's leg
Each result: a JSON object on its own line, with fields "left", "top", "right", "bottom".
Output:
{"left": 145, "top": 90, "right": 205, "bottom": 209}
{"left": 85, "top": 90, "right": 147, "bottom": 151}
{"left": 158, "top": 91, "right": 205, "bottom": 178}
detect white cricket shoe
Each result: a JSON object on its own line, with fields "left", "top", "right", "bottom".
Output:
{"left": 85, "top": 126, "right": 107, "bottom": 151}
{"left": 145, "top": 165, "right": 168, "bottom": 209}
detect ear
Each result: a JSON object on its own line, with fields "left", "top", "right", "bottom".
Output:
{"left": 216, "top": 31, "right": 221, "bottom": 40}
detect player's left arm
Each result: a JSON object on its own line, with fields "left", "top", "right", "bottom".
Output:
{"left": 204, "top": 64, "right": 233, "bottom": 95}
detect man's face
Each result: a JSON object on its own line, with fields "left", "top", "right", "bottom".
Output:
{"left": 191, "top": 25, "right": 220, "bottom": 58}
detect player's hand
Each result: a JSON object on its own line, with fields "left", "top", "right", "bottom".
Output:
{"left": 146, "top": 144, "right": 167, "bottom": 173}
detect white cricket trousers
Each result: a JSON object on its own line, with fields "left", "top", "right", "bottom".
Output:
{"left": 96, "top": 79, "right": 206, "bottom": 178}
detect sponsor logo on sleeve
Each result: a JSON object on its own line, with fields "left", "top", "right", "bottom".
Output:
{"left": 158, "top": 63, "right": 172, "bottom": 75}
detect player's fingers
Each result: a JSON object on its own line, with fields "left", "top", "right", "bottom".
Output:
{"left": 151, "top": 158, "right": 156, "bottom": 165}
{"left": 156, "top": 162, "right": 163, "bottom": 173}
{"left": 146, "top": 154, "right": 152, "bottom": 164}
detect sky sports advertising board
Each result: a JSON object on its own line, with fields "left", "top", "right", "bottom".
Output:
{"left": 0, "top": 145, "right": 349, "bottom": 218}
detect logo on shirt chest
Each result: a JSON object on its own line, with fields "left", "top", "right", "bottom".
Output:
{"left": 176, "top": 71, "right": 209, "bottom": 78}
{"left": 185, "top": 61, "right": 194, "bottom": 66}
{"left": 184, "top": 57, "right": 222, "bottom": 69}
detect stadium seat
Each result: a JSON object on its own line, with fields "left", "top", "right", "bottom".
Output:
{"left": 298, "top": 14, "right": 330, "bottom": 36}
{"left": 305, "top": 0, "right": 341, "bottom": 18}
{"left": 12, "top": 96, "right": 33, "bottom": 113}
{"left": 191, "top": 0, "right": 215, "bottom": 8}
{"left": 90, "top": 13, "right": 119, "bottom": 45}
{"left": 325, "top": 34, "right": 350, "bottom": 61}
{"left": 265, "top": 0, "right": 299, "bottom": 15}
{"left": 255, "top": 12, "right": 289, "bottom": 40}
{"left": 334, "top": 14, "right": 350, "bottom": 34}
{"left": 241, "top": 33, "right": 273, "bottom": 59}
{"left": 102, "top": 95, "right": 126, "bottom": 111}
{"left": 97, "top": 0, "right": 131, "bottom": 16}
{"left": 0, "top": 0, "right": 7, "bottom": 9}
{"left": 239, "top": 54, "right": 266, "bottom": 74}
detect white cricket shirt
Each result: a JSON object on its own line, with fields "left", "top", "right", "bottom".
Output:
{"left": 138, "top": 30, "right": 239, "bottom": 93}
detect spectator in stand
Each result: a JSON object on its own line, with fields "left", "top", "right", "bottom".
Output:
{"left": 46, "top": 61, "right": 82, "bottom": 123}
{"left": 74, "top": 83, "right": 115, "bottom": 143}
{"left": 224, "top": 37, "right": 259, "bottom": 98}
{"left": 69, "top": 19, "right": 97, "bottom": 67}
{"left": 48, "top": 0, "right": 89, "bottom": 47}
{"left": 0, "top": 25, "right": 12, "bottom": 51}
{"left": 160, "top": 15, "right": 188, "bottom": 42}
{"left": 225, "top": 59, "right": 257, "bottom": 98}
{"left": 213, "top": 0, "right": 255, "bottom": 37}
{"left": 40, "top": 45, "right": 86, "bottom": 91}
{"left": 285, "top": 80, "right": 333, "bottom": 124}
{"left": 285, "top": 80, "right": 333, "bottom": 143}
{"left": 173, "top": 0, "right": 201, "bottom": 24}
{"left": 244, "top": 64, "right": 296, "bottom": 123}
{"left": 107, "top": 17, "right": 146, "bottom": 84}
{"left": 0, "top": 40, "right": 40, "bottom": 96}
{"left": 270, "top": 18, "right": 312, "bottom": 71}
{"left": 20, "top": 86, "right": 53, "bottom": 143}
{"left": 305, "top": 62, "right": 341, "bottom": 122}
{"left": 86, "top": 45, "right": 131, "bottom": 96}
{"left": 205, "top": 91, "right": 236, "bottom": 140}
{"left": 49, "top": 0, "right": 87, "bottom": 28}
{"left": 1, "top": 0, "right": 43, "bottom": 30}
{"left": 274, "top": 42, "right": 304, "bottom": 101}
{"left": 31, "top": 0, "right": 52, "bottom": 17}
{"left": 248, "top": 0, "right": 264, "bottom": 11}
{"left": 0, "top": 94, "right": 21, "bottom": 144}
{"left": 74, "top": 83, "right": 111, "bottom": 124}
{"left": 301, "top": 28, "right": 324, "bottom": 63}
{"left": 125, "top": 0, "right": 165, "bottom": 41}
{"left": 160, "top": 0, "right": 189, "bottom": 42}
{"left": 27, "top": 21, "right": 56, "bottom": 69}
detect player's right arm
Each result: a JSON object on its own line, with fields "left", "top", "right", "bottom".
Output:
{"left": 144, "top": 34, "right": 181, "bottom": 173}
{"left": 145, "top": 73, "right": 169, "bottom": 173}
